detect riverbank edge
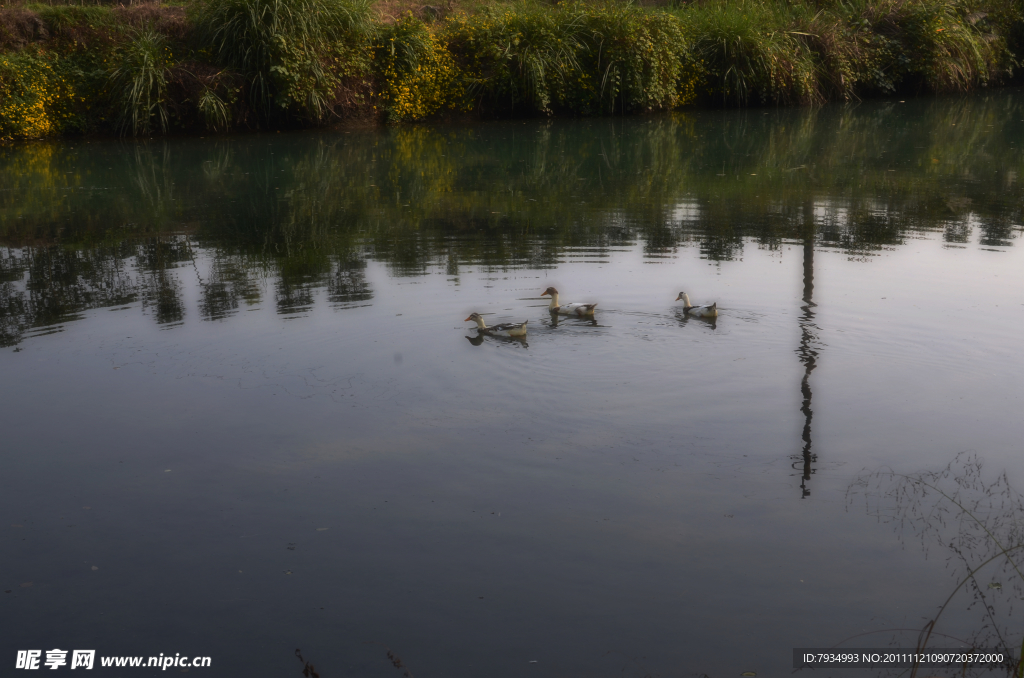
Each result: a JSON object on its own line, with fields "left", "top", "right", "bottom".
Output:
{"left": 2, "top": 0, "right": 1023, "bottom": 142}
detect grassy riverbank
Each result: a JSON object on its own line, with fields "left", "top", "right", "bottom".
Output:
{"left": 1, "top": 0, "right": 1023, "bottom": 140}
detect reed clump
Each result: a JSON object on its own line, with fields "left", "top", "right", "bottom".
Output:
{"left": 190, "top": 0, "right": 375, "bottom": 120}
{"left": 107, "top": 30, "right": 171, "bottom": 135}
{"left": 675, "top": 0, "right": 1010, "bottom": 104}
{"left": 0, "top": 0, "right": 1022, "bottom": 139}
{"left": 442, "top": 2, "right": 702, "bottom": 116}
{"left": 569, "top": 4, "right": 704, "bottom": 114}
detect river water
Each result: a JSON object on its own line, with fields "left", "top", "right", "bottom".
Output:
{"left": 3, "top": 90, "right": 1024, "bottom": 677}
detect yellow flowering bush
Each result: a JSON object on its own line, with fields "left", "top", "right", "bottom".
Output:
{"left": 375, "top": 14, "right": 464, "bottom": 122}
{"left": 0, "top": 50, "right": 78, "bottom": 142}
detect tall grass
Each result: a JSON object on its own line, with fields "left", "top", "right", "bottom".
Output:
{"left": 674, "top": 0, "right": 1000, "bottom": 105}
{"left": 678, "top": 1, "right": 823, "bottom": 105}
{"left": 107, "top": 30, "right": 170, "bottom": 135}
{"left": 27, "top": 4, "right": 122, "bottom": 49}
{"left": 567, "top": 3, "right": 699, "bottom": 114}
{"left": 445, "top": 3, "right": 584, "bottom": 114}
{"left": 2, "top": 0, "right": 1022, "bottom": 136}
{"left": 29, "top": 4, "right": 114, "bottom": 33}
{"left": 191, "top": 0, "right": 374, "bottom": 120}
{"left": 197, "top": 86, "right": 230, "bottom": 130}
{"left": 443, "top": 2, "right": 703, "bottom": 116}
{"left": 851, "top": 0, "right": 995, "bottom": 92}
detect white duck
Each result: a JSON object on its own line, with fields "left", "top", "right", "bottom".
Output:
{"left": 465, "top": 313, "right": 529, "bottom": 337}
{"left": 676, "top": 292, "right": 717, "bottom": 318}
{"left": 541, "top": 287, "right": 597, "bottom": 317}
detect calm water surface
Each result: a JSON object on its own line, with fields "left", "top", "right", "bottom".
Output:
{"left": 3, "top": 91, "right": 1024, "bottom": 677}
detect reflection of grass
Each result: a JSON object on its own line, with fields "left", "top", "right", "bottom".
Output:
{"left": 3, "top": 94, "right": 1024, "bottom": 252}
{"left": 850, "top": 453, "right": 1024, "bottom": 677}
{"left": 1, "top": 94, "right": 1023, "bottom": 342}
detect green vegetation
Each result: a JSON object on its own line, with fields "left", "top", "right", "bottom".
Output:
{"left": 1, "top": 0, "right": 1023, "bottom": 139}
{"left": 191, "top": 0, "right": 374, "bottom": 120}
{"left": 108, "top": 30, "right": 172, "bottom": 134}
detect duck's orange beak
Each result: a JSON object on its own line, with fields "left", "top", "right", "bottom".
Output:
{"left": 464, "top": 316, "right": 473, "bottom": 322}
{"left": 540, "top": 290, "right": 550, "bottom": 296}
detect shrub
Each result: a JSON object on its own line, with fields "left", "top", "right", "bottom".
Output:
{"left": 375, "top": 13, "right": 464, "bottom": 121}
{"left": 0, "top": 49, "right": 79, "bottom": 141}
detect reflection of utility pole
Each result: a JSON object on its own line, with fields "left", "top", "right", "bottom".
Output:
{"left": 794, "top": 205, "right": 819, "bottom": 498}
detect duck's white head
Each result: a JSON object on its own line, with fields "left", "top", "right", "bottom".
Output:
{"left": 541, "top": 287, "right": 558, "bottom": 298}
{"left": 465, "top": 312, "right": 487, "bottom": 328}
{"left": 676, "top": 291, "right": 690, "bottom": 303}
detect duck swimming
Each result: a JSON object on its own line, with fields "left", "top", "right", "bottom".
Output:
{"left": 541, "top": 287, "right": 597, "bottom": 317}
{"left": 676, "top": 292, "right": 717, "bottom": 318}
{"left": 465, "top": 313, "right": 529, "bottom": 337}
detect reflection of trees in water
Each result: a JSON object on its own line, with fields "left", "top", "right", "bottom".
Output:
{"left": 978, "top": 215, "right": 1018, "bottom": 249}
{"left": 1, "top": 93, "right": 1023, "bottom": 343}
{"left": 199, "top": 280, "right": 239, "bottom": 321}
{"left": 137, "top": 239, "right": 192, "bottom": 326}
{"left": 0, "top": 245, "right": 139, "bottom": 346}
{"left": 849, "top": 453, "right": 1024, "bottom": 676}
{"left": 328, "top": 258, "right": 372, "bottom": 307}
{"left": 143, "top": 270, "right": 185, "bottom": 325}
{"left": 198, "top": 253, "right": 264, "bottom": 321}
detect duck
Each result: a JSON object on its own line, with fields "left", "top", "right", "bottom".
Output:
{"left": 541, "top": 287, "right": 597, "bottom": 317}
{"left": 676, "top": 292, "right": 717, "bottom": 318}
{"left": 465, "top": 313, "right": 529, "bottom": 337}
